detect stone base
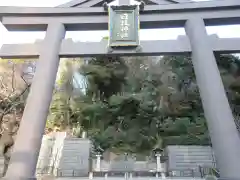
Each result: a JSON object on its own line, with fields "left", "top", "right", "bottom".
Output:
{"left": 218, "top": 179, "right": 240, "bottom": 180}
{"left": 1, "top": 177, "right": 37, "bottom": 180}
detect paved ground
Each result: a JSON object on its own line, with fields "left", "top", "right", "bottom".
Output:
{"left": 55, "top": 178, "right": 205, "bottom": 180}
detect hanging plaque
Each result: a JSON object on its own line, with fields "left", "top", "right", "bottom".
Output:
{"left": 108, "top": 5, "right": 140, "bottom": 47}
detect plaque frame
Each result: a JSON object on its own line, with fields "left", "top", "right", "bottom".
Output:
{"left": 108, "top": 5, "right": 140, "bottom": 47}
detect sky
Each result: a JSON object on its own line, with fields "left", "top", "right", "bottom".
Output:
{"left": 0, "top": 0, "right": 240, "bottom": 48}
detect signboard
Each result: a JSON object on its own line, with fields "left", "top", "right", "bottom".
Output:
{"left": 108, "top": 5, "right": 140, "bottom": 47}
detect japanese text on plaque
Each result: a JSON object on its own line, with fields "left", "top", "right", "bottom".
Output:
{"left": 117, "top": 13, "right": 130, "bottom": 39}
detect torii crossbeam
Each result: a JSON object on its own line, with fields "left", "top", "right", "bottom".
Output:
{"left": 57, "top": 0, "right": 192, "bottom": 7}
{"left": 1, "top": 0, "right": 240, "bottom": 31}
{"left": 1, "top": 0, "right": 240, "bottom": 179}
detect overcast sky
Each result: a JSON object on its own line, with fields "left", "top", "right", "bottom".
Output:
{"left": 0, "top": 0, "right": 240, "bottom": 48}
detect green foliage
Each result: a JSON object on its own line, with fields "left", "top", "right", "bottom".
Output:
{"left": 47, "top": 54, "right": 240, "bottom": 155}
{"left": 80, "top": 56, "right": 128, "bottom": 100}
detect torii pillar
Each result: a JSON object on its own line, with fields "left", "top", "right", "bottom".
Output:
{"left": 4, "top": 23, "right": 65, "bottom": 179}
{"left": 185, "top": 18, "right": 240, "bottom": 179}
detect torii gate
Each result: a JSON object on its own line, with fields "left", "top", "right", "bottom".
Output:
{"left": 1, "top": 0, "right": 240, "bottom": 179}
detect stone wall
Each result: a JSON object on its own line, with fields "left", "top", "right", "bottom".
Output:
{"left": 57, "top": 138, "right": 92, "bottom": 176}
{"left": 165, "top": 145, "right": 216, "bottom": 176}
{"left": 92, "top": 160, "right": 161, "bottom": 172}
{"left": 36, "top": 132, "right": 92, "bottom": 177}
{"left": 0, "top": 137, "right": 216, "bottom": 178}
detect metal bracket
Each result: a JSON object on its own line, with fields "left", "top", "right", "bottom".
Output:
{"left": 107, "top": 46, "right": 114, "bottom": 53}
{"left": 136, "top": 45, "right": 142, "bottom": 52}
{"left": 139, "top": 1, "right": 145, "bottom": 11}
{"left": 103, "top": 0, "right": 108, "bottom": 11}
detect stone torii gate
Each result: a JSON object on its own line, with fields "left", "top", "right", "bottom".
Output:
{"left": 1, "top": 0, "right": 240, "bottom": 179}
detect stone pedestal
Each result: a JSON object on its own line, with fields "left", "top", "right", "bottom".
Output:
{"left": 1, "top": 178, "right": 36, "bottom": 180}
{"left": 96, "top": 154, "right": 102, "bottom": 172}
{"left": 155, "top": 153, "right": 165, "bottom": 178}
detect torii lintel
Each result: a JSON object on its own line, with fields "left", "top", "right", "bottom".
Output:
{"left": 57, "top": 0, "right": 192, "bottom": 7}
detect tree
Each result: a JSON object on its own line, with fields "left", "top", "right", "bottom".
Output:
{"left": 80, "top": 56, "right": 128, "bottom": 100}
{"left": 46, "top": 53, "right": 240, "bottom": 155}
{"left": 0, "top": 59, "right": 31, "bottom": 177}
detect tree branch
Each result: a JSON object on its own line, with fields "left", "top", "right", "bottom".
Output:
{"left": 0, "top": 85, "right": 30, "bottom": 124}
{"left": 11, "top": 63, "right": 16, "bottom": 93}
